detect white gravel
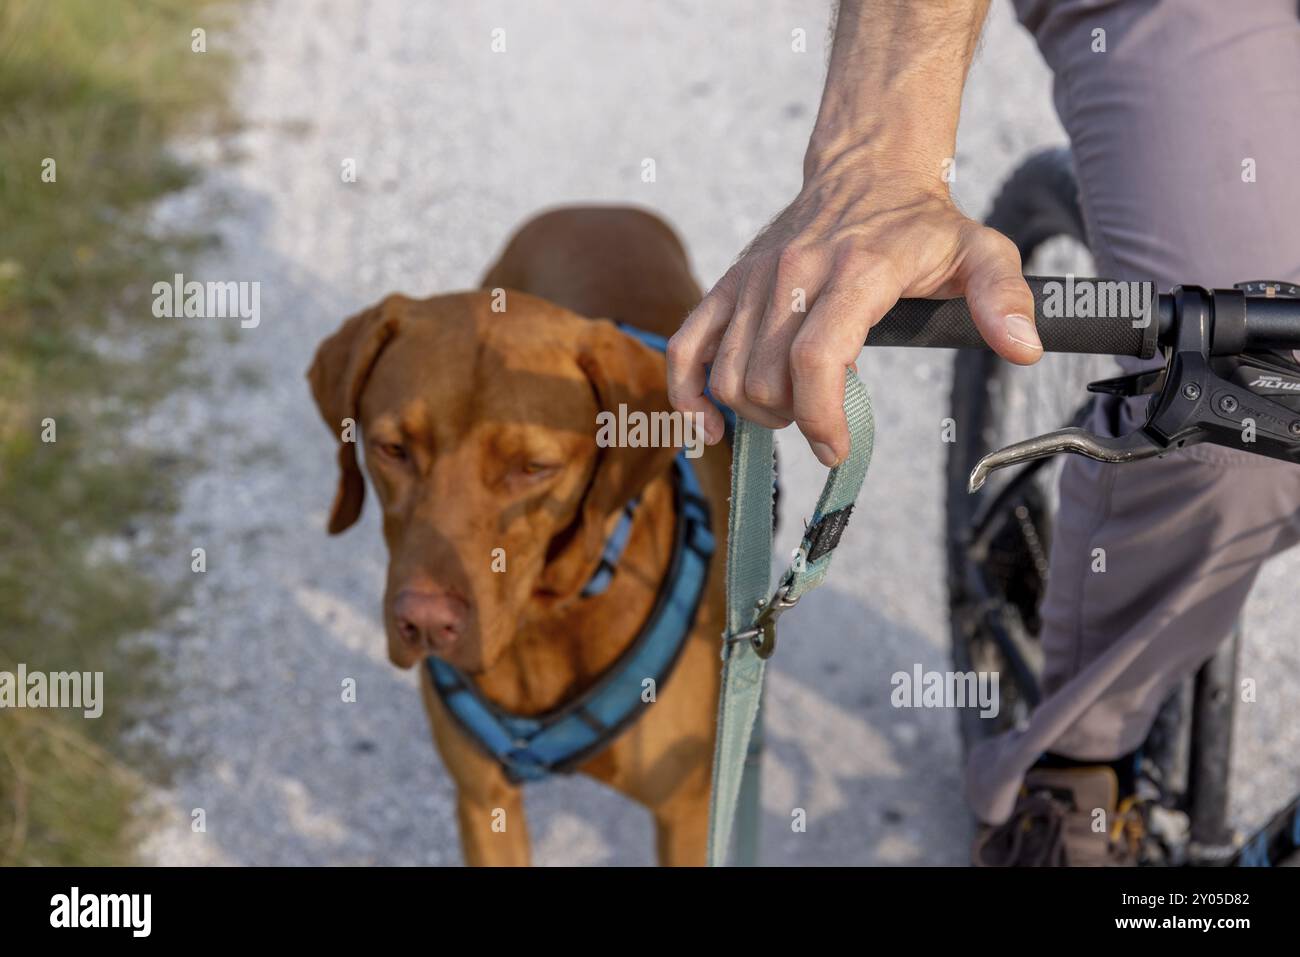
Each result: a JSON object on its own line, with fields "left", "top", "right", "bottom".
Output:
{"left": 133, "top": 0, "right": 1300, "bottom": 866}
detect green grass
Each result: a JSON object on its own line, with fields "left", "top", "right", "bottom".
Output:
{"left": 0, "top": 0, "right": 237, "bottom": 865}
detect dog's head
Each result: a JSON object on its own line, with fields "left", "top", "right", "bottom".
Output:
{"left": 307, "top": 291, "right": 679, "bottom": 673}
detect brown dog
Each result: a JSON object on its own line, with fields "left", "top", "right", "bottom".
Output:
{"left": 308, "top": 207, "right": 726, "bottom": 865}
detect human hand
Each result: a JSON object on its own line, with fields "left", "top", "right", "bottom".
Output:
{"left": 667, "top": 153, "right": 1039, "bottom": 467}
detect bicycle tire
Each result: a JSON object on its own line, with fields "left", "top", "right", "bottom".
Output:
{"left": 946, "top": 147, "right": 1090, "bottom": 754}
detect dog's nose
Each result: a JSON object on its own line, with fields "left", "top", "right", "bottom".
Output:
{"left": 392, "top": 587, "right": 469, "bottom": 654}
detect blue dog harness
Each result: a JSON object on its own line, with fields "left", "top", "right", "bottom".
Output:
{"left": 426, "top": 325, "right": 728, "bottom": 784}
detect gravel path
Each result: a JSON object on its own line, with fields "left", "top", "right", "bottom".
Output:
{"left": 135, "top": 0, "right": 1300, "bottom": 866}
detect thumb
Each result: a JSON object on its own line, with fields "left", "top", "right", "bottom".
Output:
{"left": 959, "top": 226, "right": 1041, "bottom": 365}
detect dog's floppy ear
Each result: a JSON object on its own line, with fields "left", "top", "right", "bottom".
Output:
{"left": 539, "top": 319, "right": 685, "bottom": 599}
{"left": 306, "top": 302, "right": 402, "bottom": 534}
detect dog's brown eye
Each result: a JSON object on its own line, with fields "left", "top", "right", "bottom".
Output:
{"left": 377, "top": 442, "right": 407, "bottom": 461}
{"left": 521, "top": 462, "right": 557, "bottom": 476}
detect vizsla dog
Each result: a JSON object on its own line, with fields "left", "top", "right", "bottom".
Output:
{"left": 308, "top": 207, "right": 726, "bottom": 865}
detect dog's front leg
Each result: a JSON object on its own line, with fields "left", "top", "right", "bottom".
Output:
{"left": 421, "top": 672, "right": 532, "bottom": 865}
{"left": 652, "top": 786, "right": 710, "bottom": 867}
{"left": 456, "top": 784, "right": 531, "bottom": 866}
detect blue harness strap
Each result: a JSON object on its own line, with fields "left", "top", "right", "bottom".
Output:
{"left": 617, "top": 325, "right": 738, "bottom": 442}
{"left": 426, "top": 322, "right": 721, "bottom": 784}
{"left": 580, "top": 498, "right": 638, "bottom": 598}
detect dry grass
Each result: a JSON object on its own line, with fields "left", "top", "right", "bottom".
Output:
{"left": 0, "top": 0, "right": 238, "bottom": 865}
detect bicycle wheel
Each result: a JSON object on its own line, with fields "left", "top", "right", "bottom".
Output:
{"left": 945, "top": 148, "right": 1117, "bottom": 753}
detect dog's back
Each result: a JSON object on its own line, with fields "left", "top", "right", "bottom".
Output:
{"left": 481, "top": 206, "right": 701, "bottom": 338}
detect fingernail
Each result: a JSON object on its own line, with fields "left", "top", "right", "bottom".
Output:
{"left": 704, "top": 418, "right": 723, "bottom": 444}
{"left": 811, "top": 441, "right": 840, "bottom": 467}
{"left": 1005, "top": 313, "right": 1042, "bottom": 352}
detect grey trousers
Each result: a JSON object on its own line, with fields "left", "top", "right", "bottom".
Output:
{"left": 967, "top": 0, "right": 1300, "bottom": 825}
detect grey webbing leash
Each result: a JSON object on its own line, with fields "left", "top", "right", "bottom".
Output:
{"left": 707, "top": 370, "right": 875, "bottom": 866}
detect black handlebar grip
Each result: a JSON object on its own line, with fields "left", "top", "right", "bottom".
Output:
{"left": 865, "top": 276, "right": 1158, "bottom": 358}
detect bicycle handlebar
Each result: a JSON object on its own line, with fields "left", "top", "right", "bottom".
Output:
{"left": 891, "top": 277, "right": 1300, "bottom": 488}
{"left": 865, "top": 277, "right": 1159, "bottom": 357}
{"left": 864, "top": 277, "right": 1300, "bottom": 358}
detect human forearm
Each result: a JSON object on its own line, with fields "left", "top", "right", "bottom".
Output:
{"left": 805, "top": 0, "right": 991, "bottom": 181}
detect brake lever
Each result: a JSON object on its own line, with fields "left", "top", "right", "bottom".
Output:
{"left": 968, "top": 428, "right": 1167, "bottom": 492}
